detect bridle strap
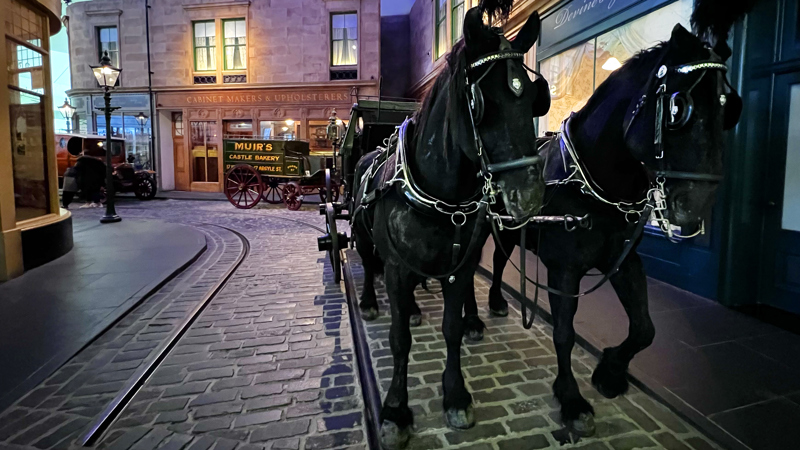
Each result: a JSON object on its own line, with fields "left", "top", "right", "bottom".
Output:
{"left": 469, "top": 50, "right": 525, "bottom": 70}
{"left": 487, "top": 156, "right": 542, "bottom": 174}
{"left": 655, "top": 171, "right": 723, "bottom": 182}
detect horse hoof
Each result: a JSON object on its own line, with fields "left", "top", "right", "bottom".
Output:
{"left": 566, "top": 412, "right": 596, "bottom": 437}
{"left": 360, "top": 306, "right": 379, "bottom": 321}
{"left": 592, "top": 355, "right": 629, "bottom": 399}
{"left": 465, "top": 328, "right": 484, "bottom": 342}
{"left": 489, "top": 306, "right": 508, "bottom": 317}
{"left": 409, "top": 314, "right": 422, "bottom": 327}
{"left": 444, "top": 404, "right": 475, "bottom": 430}
{"left": 379, "top": 420, "right": 410, "bottom": 450}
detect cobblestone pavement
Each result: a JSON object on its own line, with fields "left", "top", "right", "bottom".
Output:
{"left": 348, "top": 253, "right": 721, "bottom": 450}
{"left": 0, "top": 200, "right": 364, "bottom": 450}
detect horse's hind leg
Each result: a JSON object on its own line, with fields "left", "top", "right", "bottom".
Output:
{"left": 592, "top": 253, "right": 654, "bottom": 399}
{"left": 549, "top": 267, "right": 596, "bottom": 437}
{"left": 379, "top": 263, "right": 417, "bottom": 449}
{"left": 355, "top": 232, "right": 380, "bottom": 321}
{"left": 488, "top": 230, "right": 517, "bottom": 316}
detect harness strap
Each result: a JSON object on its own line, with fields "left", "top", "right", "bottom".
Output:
{"left": 487, "top": 156, "right": 542, "bottom": 174}
{"left": 492, "top": 202, "right": 654, "bottom": 300}
{"left": 380, "top": 201, "right": 488, "bottom": 281}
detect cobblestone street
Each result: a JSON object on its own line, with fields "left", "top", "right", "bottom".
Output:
{"left": 0, "top": 199, "right": 720, "bottom": 450}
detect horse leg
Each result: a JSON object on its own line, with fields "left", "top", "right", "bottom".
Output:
{"left": 463, "top": 276, "right": 485, "bottom": 342}
{"left": 410, "top": 294, "right": 422, "bottom": 327}
{"left": 441, "top": 270, "right": 476, "bottom": 429}
{"left": 592, "top": 253, "right": 655, "bottom": 398}
{"left": 549, "top": 267, "right": 596, "bottom": 437}
{"left": 378, "top": 264, "right": 417, "bottom": 449}
{"left": 488, "top": 231, "right": 516, "bottom": 317}
{"left": 355, "top": 233, "right": 380, "bottom": 321}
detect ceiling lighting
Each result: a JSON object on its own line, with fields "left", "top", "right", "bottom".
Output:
{"left": 602, "top": 57, "right": 622, "bottom": 71}
{"left": 285, "top": 119, "right": 295, "bottom": 126}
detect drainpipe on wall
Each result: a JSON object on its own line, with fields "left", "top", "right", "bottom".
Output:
{"left": 145, "top": 0, "right": 156, "bottom": 173}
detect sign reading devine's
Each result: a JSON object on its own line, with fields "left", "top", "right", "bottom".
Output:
{"left": 223, "top": 139, "right": 307, "bottom": 176}
{"left": 540, "top": 0, "right": 643, "bottom": 49}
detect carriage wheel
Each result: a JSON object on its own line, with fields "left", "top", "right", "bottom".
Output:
{"left": 318, "top": 185, "right": 340, "bottom": 203}
{"left": 225, "top": 164, "right": 263, "bottom": 209}
{"left": 317, "top": 203, "right": 345, "bottom": 283}
{"left": 283, "top": 181, "right": 303, "bottom": 211}
{"left": 262, "top": 177, "right": 284, "bottom": 204}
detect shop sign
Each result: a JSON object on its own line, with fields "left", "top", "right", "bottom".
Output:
{"left": 541, "top": 0, "right": 644, "bottom": 49}
{"left": 158, "top": 89, "right": 352, "bottom": 108}
{"left": 222, "top": 139, "right": 305, "bottom": 176}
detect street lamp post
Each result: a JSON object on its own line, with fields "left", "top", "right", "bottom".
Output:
{"left": 90, "top": 51, "right": 122, "bottom": 224}
{"left": 326, "top": 109, "right": 343, "bottom": 172}
{"left": 134, "top": 112, "right": 148, "bottom": 165}
{"left": 57, "top": 98, "right": 76, "bottom": 133}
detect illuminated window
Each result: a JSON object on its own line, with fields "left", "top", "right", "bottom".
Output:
{"left": 452, "top": 0, "right": 465, "bottom": 44}
{"left": 435, "top": 0, "right": 447, "bottom": 59}
{"left": 193, "top": 21, "right": 216, "bottom": 72}
{"left": 223, "top": 19, "right": 246, "bottom": 70}
{"left": 331, "top": 13, "right": 358, "bottom": 66}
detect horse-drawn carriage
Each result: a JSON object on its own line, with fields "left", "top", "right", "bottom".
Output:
{"left": 223, "top": 138, "right": 339, "bottom": 210}
{"left": 317, "top": 98, "right": 419, "bottom": 282}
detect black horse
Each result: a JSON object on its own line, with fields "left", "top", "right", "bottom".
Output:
{"left": 483, "top": 18, "right": 750, "bottom": 437}
{"left": 351, "top": 6, "right": 550, "bottom": 449}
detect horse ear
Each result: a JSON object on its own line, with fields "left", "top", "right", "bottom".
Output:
{"left": 464, "top": 7, "right": 485, "bottom": 49}
{"left": 670, "top": 24, "right": 699, "bottom": 48}
{"left": 511, "top": 11, "right": 540, "bottom": 52}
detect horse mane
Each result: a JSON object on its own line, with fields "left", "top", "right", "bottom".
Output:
{"left": 413, "top": 40, "right": 469, "bottom": 155}
{"left": 573, "top": 42, "right": 669, "bottom": 123}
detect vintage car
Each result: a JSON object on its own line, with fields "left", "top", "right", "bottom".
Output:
{"left": 55, "top": 133, "right": 158, "bottom": 200}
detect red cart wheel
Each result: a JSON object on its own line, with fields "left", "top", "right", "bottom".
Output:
{"left": 283, "top": 181, "right": 303, "bottom": 211}
{"left": 263, "top": 177, "right": 284, "bottom": 204}
{"left": 225, "top": 164, "right": 263, "bottom": 209}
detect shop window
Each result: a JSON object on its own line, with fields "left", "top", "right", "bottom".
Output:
{"left": 223, "top": 19, "right": 247, "bottom": 70}
{"left": 435, "top": 0, "right": 447, "bottom": 59}
{"left": 538, "top": 0, "right": 692, "bottom": 134}
{"left": 331, "top": 13, "right": 358, "bottom": 66}
{"left": 193, "top": 21, "right": 216, "bottom": 72}
{"left": 6, "top": 1, "right": 50, "bottom": 222}
{"left": 190, "top": 121, "right": 219, "bottom": 183}
{"left": 260, "top": 120, "right": 298, "bottom": 140}
{"left": 452, "top": 0, "right": 465, "bottom": 45}
{"left": 224, "top": 120, "right": 253, "bottom": 139}
{"left": 97, "top": 27, "right": 119, "bottom": 67}
{"left": 173, "top": 112, "right": 183, "bottom": 137}
{"left": 96, "top": 113, "right": 152, "bottom": 170}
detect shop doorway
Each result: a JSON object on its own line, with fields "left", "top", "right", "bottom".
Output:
{"left": 189, "top": 121, "right": 220, "bottom": 190}
{"left": 172, "top": 112, "right": 188, "bottom": 191}
{"left": 760, "top": 71, "right": 800, "bottom": 314}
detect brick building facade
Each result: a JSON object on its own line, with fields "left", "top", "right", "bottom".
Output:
{"left": 65, "top": 0, "right": 380, "bottom": 192}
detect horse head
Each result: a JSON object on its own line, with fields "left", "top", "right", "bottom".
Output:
{"left": 622, "top": 24, "right": 741, "bottom": 234}
{"left": 447, "top": 7, "right": 549, "bottom": 221}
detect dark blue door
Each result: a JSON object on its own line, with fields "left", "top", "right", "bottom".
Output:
{"left": 760, "top": 71, "right": 800, "bottom": 314}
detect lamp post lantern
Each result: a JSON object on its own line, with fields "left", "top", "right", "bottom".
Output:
{"left": 134, "top": 112, "right": 148, "bottom": 165}
{"left": 90, "top": 51, "right": 122, "bottom": 224}
{"left": 58, "top": 98, "right": 76, "bottom": 133}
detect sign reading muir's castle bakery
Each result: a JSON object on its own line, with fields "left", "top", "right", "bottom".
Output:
{"left": 540, "top": 0, "right": 645, "bottom": 49}
{"left": 156, "top": 89, "right": 352, "bottom": 108}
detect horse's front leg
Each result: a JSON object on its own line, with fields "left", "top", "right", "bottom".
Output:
{"left": 592, "top": 252, "right": 655, "bottom": 398}
{"left": 355, "top": 231, "right": 380, "bottom": 321}
{"left": 440, "top": 263, "right": 478, "bottom": 429}
{"left": 549, "top": 267, "right": 596, "bottom": 437}
{"left": 378, "top": 262, "right": 417, "bottom": 449}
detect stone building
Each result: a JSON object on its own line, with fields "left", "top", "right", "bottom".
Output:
{"left": 65, "top": 0, "right": 380, "bottom": 193}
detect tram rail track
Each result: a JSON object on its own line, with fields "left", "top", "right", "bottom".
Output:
{"left": 79, "top": 224, "right": 250, "bottom": 446}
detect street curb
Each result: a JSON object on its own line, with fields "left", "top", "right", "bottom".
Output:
{"left": 342, "top": 249, "right": 383, "bottom": 450}
{"left": 475, "top": 264, "right": 748, "bottom": 450}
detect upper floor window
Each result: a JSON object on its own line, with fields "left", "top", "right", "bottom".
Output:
{"left": 331, "top": 13, "right": 358, "bottom": 66}
{"left": 435, "top": 0, "right": 447, "bottom": 59}
{"left": 193, "top": 21, "right": 216, "bottom": 72}
{"left": 452, "top": 0, "right": 465, "bottom": 44}
{"left": 97, "top": 27, "right": 119, "bottom": 67}
{"left": 223, "top": 19, "right": 246, "bottom": 70}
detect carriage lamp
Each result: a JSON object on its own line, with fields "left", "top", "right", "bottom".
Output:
{"left": 58, "top": 98, "right": 76, "bottom": 133}
{"left": 90, "top": 51, "right": 122, "bottom": 224}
